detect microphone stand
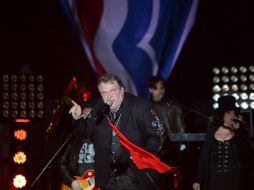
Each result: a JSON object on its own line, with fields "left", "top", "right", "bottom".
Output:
{"left": 30, "top": 133, "right": 74, "bottom": 189}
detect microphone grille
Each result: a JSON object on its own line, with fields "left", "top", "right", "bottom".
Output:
{"left": 105, "top": 100, "right": 113, "bottom": 106}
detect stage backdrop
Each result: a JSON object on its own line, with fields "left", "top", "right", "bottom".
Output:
{"left": 60, "top": 0, "right": 199, "bottom": 98}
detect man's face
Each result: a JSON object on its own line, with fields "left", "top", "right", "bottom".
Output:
{"left": 98, "top": 80, "right": 124, "bottom": 111}
{"left": 149, "top": 81, "right": 165, "bottom": 102}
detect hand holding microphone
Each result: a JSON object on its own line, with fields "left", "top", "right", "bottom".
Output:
{"left": 232, "top": 115, "right": 243, "bottom": 130}
{"left": 233, "top": 115, "right": 242, "bottom": 123}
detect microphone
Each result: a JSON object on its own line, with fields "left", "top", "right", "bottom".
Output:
{"left": 233, "top": 115, "right": 242, "bottom": 123}
{"left": 95, "top": 100, "right": 113, "bottom": 124}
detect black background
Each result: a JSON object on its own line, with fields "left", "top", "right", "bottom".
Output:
{"left": 0, "top": 0, "right": 253, "bottom": 189}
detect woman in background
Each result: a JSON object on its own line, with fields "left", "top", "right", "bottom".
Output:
{"left": 193, "top": 95, "right": 253, "bottom": 190}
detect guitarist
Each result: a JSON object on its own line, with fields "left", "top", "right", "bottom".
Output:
{"left": 59, "top": 107, "right": 96, "bottom": 190}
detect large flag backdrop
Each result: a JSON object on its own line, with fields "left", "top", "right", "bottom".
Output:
{"left": 60, "top": 0, "right": 199, "bottom": 98}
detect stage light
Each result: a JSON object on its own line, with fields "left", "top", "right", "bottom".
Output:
{"left": 221, "top": 67, "right": 229, "bottom": 74}
{"left": 249, "top": 66, "right": 254, "bottom": 72}
{"left": 213, "top": 67, "right": 220, "bottom": 75}
{"left": 13, "top": 151, "right": 27, "bottom": 164}
{"left": 20, "top": 110, "right": 27, "bottom": 118}
{"left": 240, "top": 75, "right": 247, "bottom": 82}
{"left": 249, "top": 93, "right": 254, "bottom": 100}
{"left": 250, "top": 102, "right": 254, "bottom": 109}
{"left": 230, "top": 75, "right": 238, "bottom": 82}
{"left": 231, "top": 84, "right": 238, "bottom": 91}
{"left": 13, "top": 174, "right": 27, "bottom": 188}
{"left": 232, "top": 93, "right": 240, "bottom": 100}
{"left": 249, "top": 84, "right": 254, "bottom": 91}
{"left": 239, "top": 66, "right": 247, "bottom": 73}
{"left": 230, "top": 66, "right": 238, "bottom": 73}
{"left": 221, "top": 76, "right": 229, "bottom": 83}
{"left": 213, "top": 102, "right": 219, "bottom": 109}
{"left": 212, "top": 65, "right": 254, "bottom": 110}
{"left": 240, "top": 84, "right": 248, "bottom": 91}
{"left": 212, "top": 85, "right": 221, "bottom": 93}
{"left": 249, "top": 74, "right": 254, "bottom": 82}
{"left": 1, "top": 74, "right": 45, "bottom": 120}
{"left": 240, "top": 102, "right": 249, "bottom": 109}
{"left": 14, "top": 129, "right": 27, "bottom": 141}
{"left": 213, "top": 94, "right": 220, "bottom": 101}
{"left": 240, "top": 92, "right": 248, "bottom": 100}
{"left": 222, "top": 84, "right": 230, "bottom": 92}
{"left": 213, "top": 76, "right": 220, "bottom": 83}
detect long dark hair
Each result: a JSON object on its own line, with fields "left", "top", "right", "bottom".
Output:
{"left": 207, "top": 111, "right": 224, "bottom": 128}
{"left": 97, "top": 73, "right": 125, "bottom": 89}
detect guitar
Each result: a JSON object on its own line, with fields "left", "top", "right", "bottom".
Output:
{"left": 60, "top": 169, "right": 99, "bottom": 190}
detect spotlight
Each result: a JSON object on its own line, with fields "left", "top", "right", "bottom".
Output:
{"left": 1, "top": 74, "right": 45, "bottom": 120}
{"left": 28, "top": 84, "right": 35, "bottom": 91}
{"left": 36, "top": 74, "right": 43, "bottom": 82}
{"left": 213, "top": 102, "right": 219, "bottom": 109}
{"left": 20, "top": 93, "right": 26, "bottom": 100}
{"left": 20, "top": 75, "right": 26, "bottom": 82}
{"left": 13, "top": 151, "right": 27, "bottom": 164}
{"left": 11, "top": 92, "right": 18, "bottom": 100}
{"left": 20, "top": 101, "right": 26, "bottom": 109}
{"left": 29, "top": 92, "right": 35, "bottom": 100}
{"left": 28, "top": 75, "right": 35, "bottom": 82}
{"left": 221, "top": 76, "right": 229, "bottom": 83}
{"left": 20, "top": 83, "right": 26, "bottom": 91}
{"left": 11, "top": 75, "right": 18, "bottom": 82}
{"left": 249, "top": 66, "right": 254, "bottom": 72}
{"left": 2, "top": 74, "right": 9, "bottom": 82}
{"left": 221, "top": 67, "right": 229, "bottom": 74}
{"left": 213, "top": 76, "right": 220, "bottom": 83}
{"left": 231, "top": 84, "right": 238, "bottom": 91}
{"left": 240, "top": 92, "right": 248, "bottom": 100}
{"left": 3, "top": 83, "right": 9, "bottom": 91}
{"left": 11, "top": 83, "right": 18, "bottom": 91}
{"left": 20, "top": 110, "right": 27, "bottom": 118}
{"left": 13, "top": 174, "right": 27, "bottom": 188}
{"left": 230, "top": 75, "right": 238, "bottom": 82}
{"left": 14, "top": 129, "right": 27, "bottom": 141}
{"left": 3, "top": 92, "right": 9, "bottom": 100}
{"left": 232, "top": 93, "right": 240, "bottom": 100}
{"left": 240, "top": 84, "right": 248, "bottom": 91}
{"left": 11, "top": 102, "right": 18, "bottom": 109}
{"left": 240, "top": 102, "right": 249, "bottom": 109}
{"left": 240, "top": 75, "right": 247, "bottom": 82}
{"left": 230, "top": 66, "right": 238, "bottom": 73}
{"left": 212, "top": 94, "right": 220, "bottom": 101}
{"left": 250, "top": 93, "right": 254, "bottom": 100}
{"left": 3, "top": 101, "right": 9, "bottom": 109}
{"left": 249, "top": 84, "right": 254, "bottom": 91}
{"left": 249, "top": 74, "right": 254, "bottom": 82}
{"left": 250, "top": 102, "right": 254, "bottom": 109}
{"left": 239, "top": 66, "right": 247, "bottom": 73}
{"left": 213, "top": 67, "right": 220, "bottom": 75}
{"left": 212, "top": 85, "right": 221, "bottom": 93}
{"left": 222, "top": 84, "right": 230, "bottom": 92}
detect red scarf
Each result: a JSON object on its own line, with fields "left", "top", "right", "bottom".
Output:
{"left": 108, "top": 119, "right": 175, "bottom": 173}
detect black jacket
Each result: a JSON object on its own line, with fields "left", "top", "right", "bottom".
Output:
{"left": 59, "top": 137, "right": 94, "bottom": 187}
{"left": 73, "top": 93, "right": 169, "bottom": 189}
{"left": 194, "top": 126, "right": 253, "bottom": 190}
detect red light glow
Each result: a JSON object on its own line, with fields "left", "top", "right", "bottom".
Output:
{"left": 14, "top": 129, "right": 27, "bottom": 140}
{"left": 13, "top": 151, "right": 27, "bottom": 164}
{"left": 14, "top": 119, "right": 31, "bottom": 123}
